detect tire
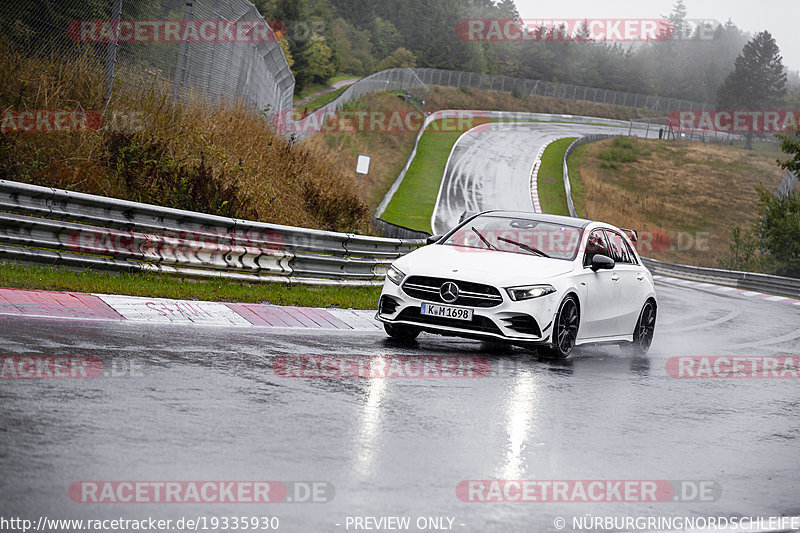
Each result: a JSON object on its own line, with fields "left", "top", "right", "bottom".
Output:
{"left": 384, "top": 323, "right": 420, "bottom": 341}
{"left": 543, "top": 296, "right": 579, "bottom": 359}
{"left": 624, "top": 300, "right": 657, "bottom": 357}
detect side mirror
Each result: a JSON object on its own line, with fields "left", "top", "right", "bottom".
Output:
{"left": 591, "top": 254, "right": 615, "bottom": 271}
{"left": 426, "top": 234, "right": 443, "bottom": 245}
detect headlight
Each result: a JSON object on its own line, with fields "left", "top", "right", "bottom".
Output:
{"left": 386, "top": 265, "right": 406, "bottom": 285}
{"left": 505, "top": 284, "right": 556, "bottom": 301}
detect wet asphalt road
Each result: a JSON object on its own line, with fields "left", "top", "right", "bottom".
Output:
{"left": 1, "top": 278, "right": 800, "bottom": 533}
{"left": 431, "top": 122, "right": 662, "bottom": 234}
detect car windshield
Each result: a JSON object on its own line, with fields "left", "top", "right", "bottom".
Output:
{"left": 441, "top": 215, "right": 583, "bottom": 261}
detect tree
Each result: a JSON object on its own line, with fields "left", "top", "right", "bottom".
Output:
{"left": 723, "top": 132, "right": 800, "bottom": 277}
{"left": 304, "top": 33, "right": 336, "bottom": 84}
{"left": 370, "top": 17, "right": 402, "bottom": 60}
{"left": 378, "top": 47, "right": 417, "bottom": 70}
{"left": 755, "top": 190, "right": 800, "bottom": 277}
{"left": 717, "top": 31, "right": 787, "bottom": 148}
{"left": 664, "top": 0, "right": 688, "bottom": 39}
{"left": 329, "top": 18, "right": 375, "bottom": 75}
{"left": 275, "top": 0, "right": 312, "bottom": 91}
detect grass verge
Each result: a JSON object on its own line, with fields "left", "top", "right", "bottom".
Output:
{"left": 303, "top": 86, "right": 349, "bottom": 112}
{"left": 293, "top": 75, "right": 356, "bottom": 102}
{"left": 378, "top": 118, "right": 483, "bottom": 233}
{"left": 0, "top": 263, "right": 381, "bottom": 309}
{"left": 537, "top": 137, "right": 577, "bottom": 216}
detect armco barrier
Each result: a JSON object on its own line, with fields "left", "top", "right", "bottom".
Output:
{"left": 642, "top": 258, "right": 800, "bottom": 298}
{"left": 563, "top": 134, "right": 617, "bottom": 218}
{"left": 0, "top": 180, "right": 424, "bottom": 286}
{"left": 2, "top": 180, "right": 797, "bottom": 296}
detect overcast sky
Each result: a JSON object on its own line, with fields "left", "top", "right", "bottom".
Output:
{"left": 514, "top": 0, "right": 800, "bottom": 73}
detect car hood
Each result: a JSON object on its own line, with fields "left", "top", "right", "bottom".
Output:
{"left": 395, "top": 244, "right": 576, "bottom": 286}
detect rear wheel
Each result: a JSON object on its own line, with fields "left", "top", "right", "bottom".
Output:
{"left": 543, "top": 296, "right": 579, "bottom": 359}
{"left": 624, "top": 300, "right": 657, "bottom": 357}
{"left": 384, "top": 323, "right": 420, "bottom": 341}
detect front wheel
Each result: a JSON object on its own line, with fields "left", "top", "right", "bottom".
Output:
{"left": 624, "top": 300, "right": 657, "bottom": 357}
{"left": 543, "top": 296, "right": 579, "bottom": 359}
{"left": 384, "top": 323, "right": 420, "bottom": 341}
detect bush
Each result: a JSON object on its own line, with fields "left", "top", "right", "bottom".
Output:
{"left": 598, "top": 136, "right": 641, "bottom": 163}
{"left": 721, "top": 189, "right": 800, "bottom": 277}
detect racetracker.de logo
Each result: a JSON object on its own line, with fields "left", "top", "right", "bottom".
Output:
{"left": 69, "top": 481, "right": 334, "bottom": 504}
{"left": 1, "top": 356, "right": 104, "bottom": 379}
{"left": 456, "top": 480, "right": 720, "bottom": 502}
{"left": 1, "top": 110, "right": 104, "bottom": 134}
{"left": 668, "top": 110, "right": 800, "bottom": 134}
{"left": 274, "top": 110, "right": 488, "bottom": 135}
{"left": 667, "top": 356, "right": 800, "bottom": 379}
{"left": 273, "top": 356, "right": 490, "bottom": 379}
{"left": 69, "top": 20, "right": 280, "bottom": 43}
{"left": 456, "top": 19, "right": 674, "bottom": 42}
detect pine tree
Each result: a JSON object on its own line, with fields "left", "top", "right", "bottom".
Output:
{"left": 717, "top": 31, "right": 787, "bottom": 148}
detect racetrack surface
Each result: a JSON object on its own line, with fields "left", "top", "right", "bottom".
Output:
{"left": 2, "top": 278, "right": 799, "bottom": 532}
{"left": 431, "top": 122, "right": 661, "bottom": 235}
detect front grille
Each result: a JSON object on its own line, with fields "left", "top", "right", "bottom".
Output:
{"left": 396, "top": 307, "right": 503, "bottom": 335}
{"left": 501, "top": 314, "right": 541, "bottom": 337}
{"left": 402, "top": 276, "right": 503, "bottom": 308}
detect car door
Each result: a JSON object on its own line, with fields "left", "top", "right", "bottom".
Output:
{"left": 576, "top": 229, "right": 621, "bottom": 340}
{"left": 604, "top": 229, "right": 649, "bottom": 336}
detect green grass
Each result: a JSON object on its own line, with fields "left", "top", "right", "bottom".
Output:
{"left": 302, "top": 86, "right": 348, "bottom": 112}
{"left": 380, "top": 119, "right": 470, "bottom": 233}
{"left": 0, "top": 263, "right": 381, "bottom": 309}
{"left": 537, "top": 137, "right": 577, "bottom": 216}
{"left": 293, "top": 75, "right": 357, "bottom": 102}
{"left": 566, "top": 144, "right": 590, "bottom": 218}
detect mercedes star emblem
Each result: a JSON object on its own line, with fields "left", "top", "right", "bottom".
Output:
{"left": 440, "top": 282, "right": 459, "bottom": 303}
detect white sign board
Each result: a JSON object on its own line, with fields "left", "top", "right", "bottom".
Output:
{"left": 356, "top": 154, "right": 371, "bottom": 175}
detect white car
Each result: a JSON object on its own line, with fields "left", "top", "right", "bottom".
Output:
{"left": 376, "top": 211, "right": 657, "bottom": 358}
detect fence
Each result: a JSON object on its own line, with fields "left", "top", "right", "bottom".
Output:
{"left": 0, "top": 180, "right": 423, "bottom": 286}
{"left": 291, "top": 68, "right": 710, "bottom": 137}
{"left": 1, "top": 0, "right": 294, "bottom": 116}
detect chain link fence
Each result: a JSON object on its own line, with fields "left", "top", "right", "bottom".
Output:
{"left": 412, "top": 68, "right": 708, "bottom": 112}
{"left": 1, "top": 0, "right": 293, "bottom": 115}
{"left": 291, "top": 67, "right": 709, "bottom": 129}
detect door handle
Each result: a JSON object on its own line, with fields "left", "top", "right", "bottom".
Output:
{"left": 637, "top": 273, "right": 645, "bottom": 281}
{"left": 611, "top": 274, "right": 620, "bottom": 282}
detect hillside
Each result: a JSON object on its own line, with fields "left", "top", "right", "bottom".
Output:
{"left": 569, "top": 138, "right": 785, "bottom": 267}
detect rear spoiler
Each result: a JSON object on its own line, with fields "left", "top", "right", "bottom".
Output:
{"left": 620, "top": 228, "right": 639, "bottom": 243}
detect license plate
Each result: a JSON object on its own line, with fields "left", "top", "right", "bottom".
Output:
{"left": 420, "top": 302, "right": 473, "bottom": 321}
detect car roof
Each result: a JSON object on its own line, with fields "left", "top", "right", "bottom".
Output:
{"left": 475, "top": 210, "right": 595, "bottom": 229}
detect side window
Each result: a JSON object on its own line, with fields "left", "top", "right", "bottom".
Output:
{"left": 583, "top": 230, "right": 611, "bottom": 267}
{"left": 622, "top": 239, "right": 639, "bottom": 265}
{"left": 605, "top": 230, "right": 634, "bottom": 264}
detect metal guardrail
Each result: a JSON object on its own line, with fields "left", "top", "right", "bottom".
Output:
{"left": 776, "top": 171, "right": 798, "bottom": 198}
{"left": 0, "top": 180, "right": 424, "bottom": 286}
{"left": 563, "top": 134, "right": 617, "bottom": 218}
{"left": 642, "top": 258, "right": 800, "bottom": 298}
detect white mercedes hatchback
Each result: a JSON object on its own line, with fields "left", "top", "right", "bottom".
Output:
{"left": 376, "top": 211, "right": 657, "bottom": 358}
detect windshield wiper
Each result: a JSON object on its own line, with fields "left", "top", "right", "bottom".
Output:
{"left": 471, "top": 227, "right": 499, "bottom": 251}
{"left": 497, "top": 236, "right": 550, "bottom": 258}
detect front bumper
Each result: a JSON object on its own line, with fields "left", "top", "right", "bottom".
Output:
{"left": 376, "top": 279, "right": 558, "bottom": 345}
